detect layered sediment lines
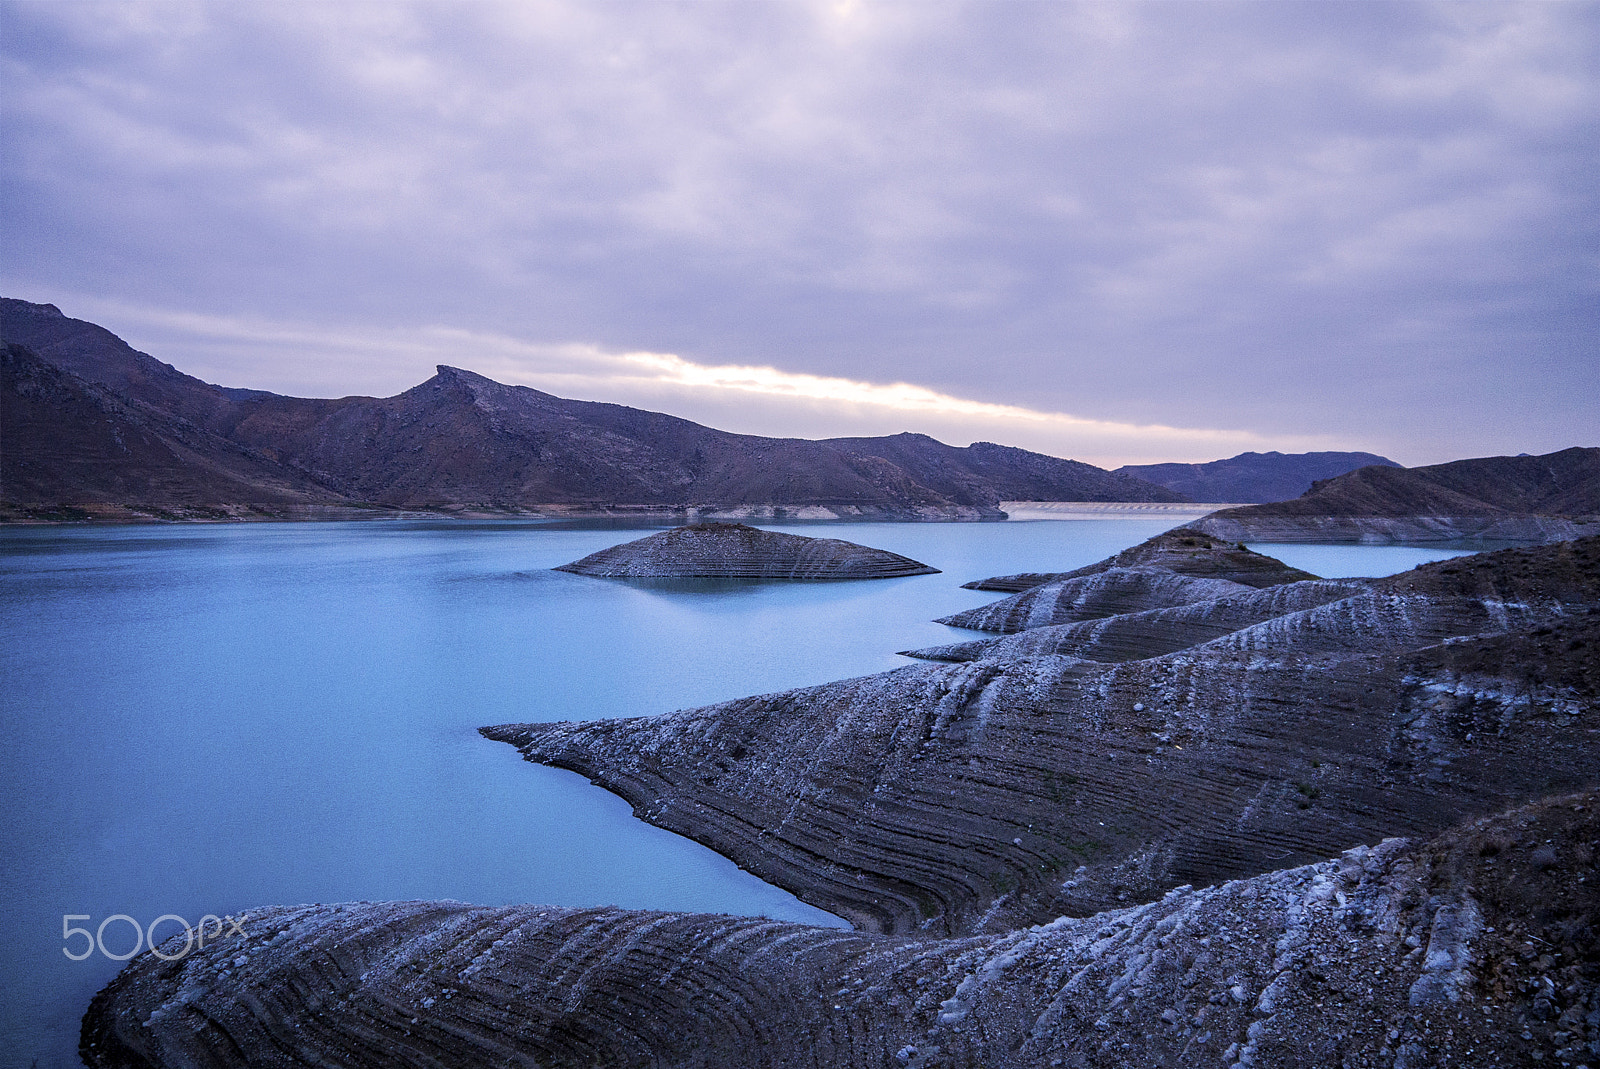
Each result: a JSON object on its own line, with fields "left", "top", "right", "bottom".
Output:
{"left": 555, "top": 522, "right": 939, "bottom": 580}
{"left": 83, "top": 793, "right": 1600, "bottom": 1069}
{"left": 905, "top": 579, "right": 1368, "bottom": 663}
{"left": 964, "top": 529, "right": 1319, "bottom": 593}
{"left": 935, "top": 567, "right": 1260, "bottom": 634}
{"left": 489, "top": 624, "right": 1598, "bottom": 938}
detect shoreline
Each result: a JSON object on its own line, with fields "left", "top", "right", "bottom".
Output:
{"left": 1, "top": 500, "right": 1178, "bottom": 526}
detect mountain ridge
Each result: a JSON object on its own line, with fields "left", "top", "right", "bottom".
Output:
{"left": 1, "top": 298, "right": 1188, "bottom": 520}
{"left": 1116, "top": 449, "right": 1401, "bottom": 503}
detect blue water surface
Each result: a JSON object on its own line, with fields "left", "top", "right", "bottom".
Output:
{"left": 0, "top": 515, "right": 1469, "bottom": 1064}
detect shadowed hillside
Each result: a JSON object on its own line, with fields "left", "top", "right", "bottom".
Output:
{"left": 1116, "top": 449, "right": 1399, "bottom": 503}
{"left": 1188, "top": 448, "right": 1600, "bottom": 543}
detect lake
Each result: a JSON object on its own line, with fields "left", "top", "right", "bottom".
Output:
{"left": 0, "top": 516, "right": 1476, "bottom": 1065}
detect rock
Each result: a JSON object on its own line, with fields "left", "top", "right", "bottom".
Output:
{"left": 902, "top": 579, "right": 1367, "bottom": 662}
{"left": 936, "top": 567, "right": 1255, "bottom": 634}
{"left": 82, "top": 792, "right": 1600, "bottom": 1069}
{"left": 553, "top": 522, "right": 939, "bottom": 579}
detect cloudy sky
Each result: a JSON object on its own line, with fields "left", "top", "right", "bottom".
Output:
{"left": 2, "top": 1, "right": 1595, "bottom": 467}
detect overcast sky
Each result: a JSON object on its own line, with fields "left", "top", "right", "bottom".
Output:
{"left": 2, "top": 1, "right": 1595, "bottom": 467}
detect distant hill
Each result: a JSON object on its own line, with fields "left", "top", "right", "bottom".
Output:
{"left": 1115, "top": 450, "right": 1400, "bottom": 503}
{"left": 0, "top": 298, "right": 1187, "bottom": 520}
{"left": 828, "top": 433, "right": 1181, "bottom": 506}
{"left": 1189, "top": 448, "right": 1600, "bottom": 543}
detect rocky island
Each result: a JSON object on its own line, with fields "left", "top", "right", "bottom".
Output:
{"left": 82, "top": 532, "right": 1600, "bottom": 1067}
{"left": 554, "top": 522, "right": 939, "bottom": 580}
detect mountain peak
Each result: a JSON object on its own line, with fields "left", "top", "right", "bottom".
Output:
{"left": 0, "top": 297, "right": 65, "bottom": 318}
{"left": 434, "top": 364, "right": 492, "bottom": 382}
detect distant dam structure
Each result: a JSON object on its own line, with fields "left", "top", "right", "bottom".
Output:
{"left": 999, "top": 500, "right": 1239, "bottom": 519}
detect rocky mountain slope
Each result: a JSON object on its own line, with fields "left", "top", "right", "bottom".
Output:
{"left": 1, "top": 342, "right": 347, "bottom": 512}
{"left": 1116, "top": 450, "right": 1400, "bottom": 504}
{"left": 833, "top": 433, "right": 1184, "bottom": 507}
{"left": 1, "top": 298, "right": 1185, "bottom": 519}
{"left": 1189, "top": 448, "right": 1600, "bottom": 544}
{"left": 80, "top": 534, "right": 1599, "bottom": 1066}
{"left": 556, "top": 522, "right": 939, "bottom": 579}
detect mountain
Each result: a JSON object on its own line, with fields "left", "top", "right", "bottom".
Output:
{"left": 830, "top": 433, "right": 1184, "bottom": 507}
{"left": 1115, "top": 449, "right": 1399, "bottom": 503}
{"left": 1189, "top": 447, "right": 1600, "bottom": 543}
{"left": 0, "top": 298, "right": 1187, "bottom": 520}
{"left": 0, "top": 342, "right": 348, "bottom": 515}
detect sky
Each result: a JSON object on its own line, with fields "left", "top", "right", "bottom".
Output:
{"left": 2, "top": 1, "right": 1596, "bottom": 468}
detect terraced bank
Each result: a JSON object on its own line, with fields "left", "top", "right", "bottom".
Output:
{"left": 83, "top": 793, "right": 1600, "bottom": 1068}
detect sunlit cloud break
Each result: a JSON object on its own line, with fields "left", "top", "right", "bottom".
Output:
{"left": 571, "top": 347, "right": 1246, "bottom": 445}
{"left": 71, "top": 298, "right": 1337, "bottom": 467}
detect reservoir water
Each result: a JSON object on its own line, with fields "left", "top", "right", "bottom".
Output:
{"left": 0, "top": 517, "right": 1476, "bottom": 1064}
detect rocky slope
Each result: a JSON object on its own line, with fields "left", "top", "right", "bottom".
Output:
{"left": 904, "top": 579, "right": 1369, "bottom": 663}
{"left": 1116, "top": 450, "right": 1400, "bottom": 504}
{"left": 1, "top": 297, "right": 1185, "bottom": 519}
{"left": 0, "top": 342, "right": 348, "bottom": 512}
{"left": 82, "top": 790, "right": 1600, "bottom": 1068}
{"left": 831, "top": 433, "right": 1188, "bottom": 507}
{"left": 1189, "top": 448, "right": 1600, "bottom": 544}
{"left": 933, "top": 568, "right": 1259, "bottom": 634}
{"left": 555, "top": 522, "right": 939, "bottom": 579}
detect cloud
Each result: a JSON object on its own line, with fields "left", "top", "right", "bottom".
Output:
{"left": 2, "top": 1, "right": 1596, "bottom": 467}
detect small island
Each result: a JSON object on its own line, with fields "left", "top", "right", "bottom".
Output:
{"left": 554, "top": 522, "right": 940, "bottom": 580}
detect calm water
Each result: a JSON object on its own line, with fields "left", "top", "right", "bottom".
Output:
{"left": 0, "top": 517, "right": 1472, "bottom": 1064}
